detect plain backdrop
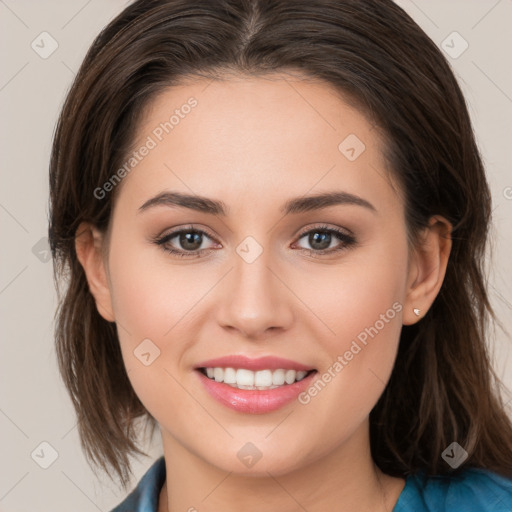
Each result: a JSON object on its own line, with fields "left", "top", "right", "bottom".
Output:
{"left": 1, "top": 1, "right": 511, "bottom": 510}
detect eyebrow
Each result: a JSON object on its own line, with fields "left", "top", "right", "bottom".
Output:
{"left": 138, "top": 190, "right": 377, "bottom": 216}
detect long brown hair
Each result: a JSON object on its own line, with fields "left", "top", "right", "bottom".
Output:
{"left": 48, "top": 0, "right": 512, "bottom": 489}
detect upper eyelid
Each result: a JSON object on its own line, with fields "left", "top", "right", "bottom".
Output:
{"left": 296, "top": 224, "right": 354, "bottom": 238}
{"left": 158, "top": 226, "right": 217, "bottom": 243}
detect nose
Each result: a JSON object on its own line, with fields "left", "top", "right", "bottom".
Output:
{"left": 216, "top": 248, "right": 294, "bottom": 340}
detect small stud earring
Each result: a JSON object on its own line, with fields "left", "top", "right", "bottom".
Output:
{"left": 413, "top": 308, "right": 421, "bottom": 316}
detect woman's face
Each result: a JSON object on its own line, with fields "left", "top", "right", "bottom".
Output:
{"left": 97, "top": 73, "right": 416, "bottom": 475}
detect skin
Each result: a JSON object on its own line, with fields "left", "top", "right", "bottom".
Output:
{"left": 76, "top": 72, "right": 452, "bottom": 512}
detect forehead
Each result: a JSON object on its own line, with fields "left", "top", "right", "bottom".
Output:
{"left": 116, "top": 73, "right": 400, "bottom": 216}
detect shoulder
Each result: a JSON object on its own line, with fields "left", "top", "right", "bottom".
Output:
{"left": 109, "top": 456, "right": 166, "bottom": 512}
{"left": 393, "top": 467, "right": 512, "bottom": 512}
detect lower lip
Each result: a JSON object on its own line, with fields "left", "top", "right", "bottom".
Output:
{"left": 196, "top": 370, "right": 317, "bottom": 414}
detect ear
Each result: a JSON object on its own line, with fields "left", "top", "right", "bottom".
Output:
{"left": 75, "top": 222, "right": 115, "bottom": 322}
{"left": 402, "top": 215, "right": 452, "bottom": 325}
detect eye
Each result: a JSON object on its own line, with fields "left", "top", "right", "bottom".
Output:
{"left": 153, "top": 224, "right": 356, "bottom": 259}
{"left": 293, "top": 224, "right": 357, "bottom": 256}
{"left": 153, "top": 225, "right": 219, "bottom": 259}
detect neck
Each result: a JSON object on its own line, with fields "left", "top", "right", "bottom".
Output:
{"left": 158, "top": 422, "right": 405, "bottom": 512}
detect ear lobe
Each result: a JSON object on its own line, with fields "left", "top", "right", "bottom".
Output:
{"left": 403, "top": 215, "right": 452, "bottom": 326}
{"left": 75, "top": 222, "right": 115, "bottom": 322}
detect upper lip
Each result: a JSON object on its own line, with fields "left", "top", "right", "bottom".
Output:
{"left": 195, "top": 355, "right": 315, "bottom": 372}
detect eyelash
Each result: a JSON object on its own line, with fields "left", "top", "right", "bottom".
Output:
{"left": 153, "top": 224, "right": 357, "bottom": 259}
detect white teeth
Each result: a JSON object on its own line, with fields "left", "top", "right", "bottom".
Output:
{"left": 296, "top": 371, "right": 308, "bottom": 381}
{"left": 254, "top": 370, "right": 273, "bottom": 387}
{"left": 201, "top": 367, "right": 312, "bottom": 389}
{"left": 285, "top": 369, "right": 296, "bottom": 384}
{"left": 223, "top": 367, "right": 237, "bottom": 384}
{"left": 272, "top": 369, "right": 286, "bottom": 386}
{"left": 236, "top": 369, "right": 254, "bottom": 387}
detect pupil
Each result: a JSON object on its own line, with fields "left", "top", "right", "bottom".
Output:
{"left": 180, "top": 232, "right": 202, "bottom": 250}
{"left": 310, "top": 231, "right": 331, "bottom": 250}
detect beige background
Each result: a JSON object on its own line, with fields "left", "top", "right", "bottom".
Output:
{"left": 1, "top": 1, "right": 511, "bottom": 510}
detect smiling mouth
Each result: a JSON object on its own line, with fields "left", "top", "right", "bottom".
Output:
{"left": 197, "top": 367, "right": 317, "bottom": 390}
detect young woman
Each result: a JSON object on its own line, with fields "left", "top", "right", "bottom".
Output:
{"left": 48, "top": 0, "right": 512, "bottom": 510}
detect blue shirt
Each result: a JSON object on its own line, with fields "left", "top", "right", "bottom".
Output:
{"left": 110, "top": 455, "right": 512, "bottom": 511}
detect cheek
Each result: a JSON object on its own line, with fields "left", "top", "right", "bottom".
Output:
{"left": 107, "top": 276, "right": 197, "bottom": 432}
{"left": 301, "top": 268, "right": 403, "bottom": 402}
{"left": 108, "top": 241, "right": 202, "bottom": 345}
{"left": 105, "top": 237, "right": 237, "bottom": 429}
{"left": 297, "top": 242, "right": 407, "bottom": 358}
{"left": 293, "top": 241, "right": 407, "bottom": 426}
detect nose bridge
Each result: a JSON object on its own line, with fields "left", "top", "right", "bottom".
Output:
{"left": 216, "top": 237, "right": 293, "bottom": 338}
